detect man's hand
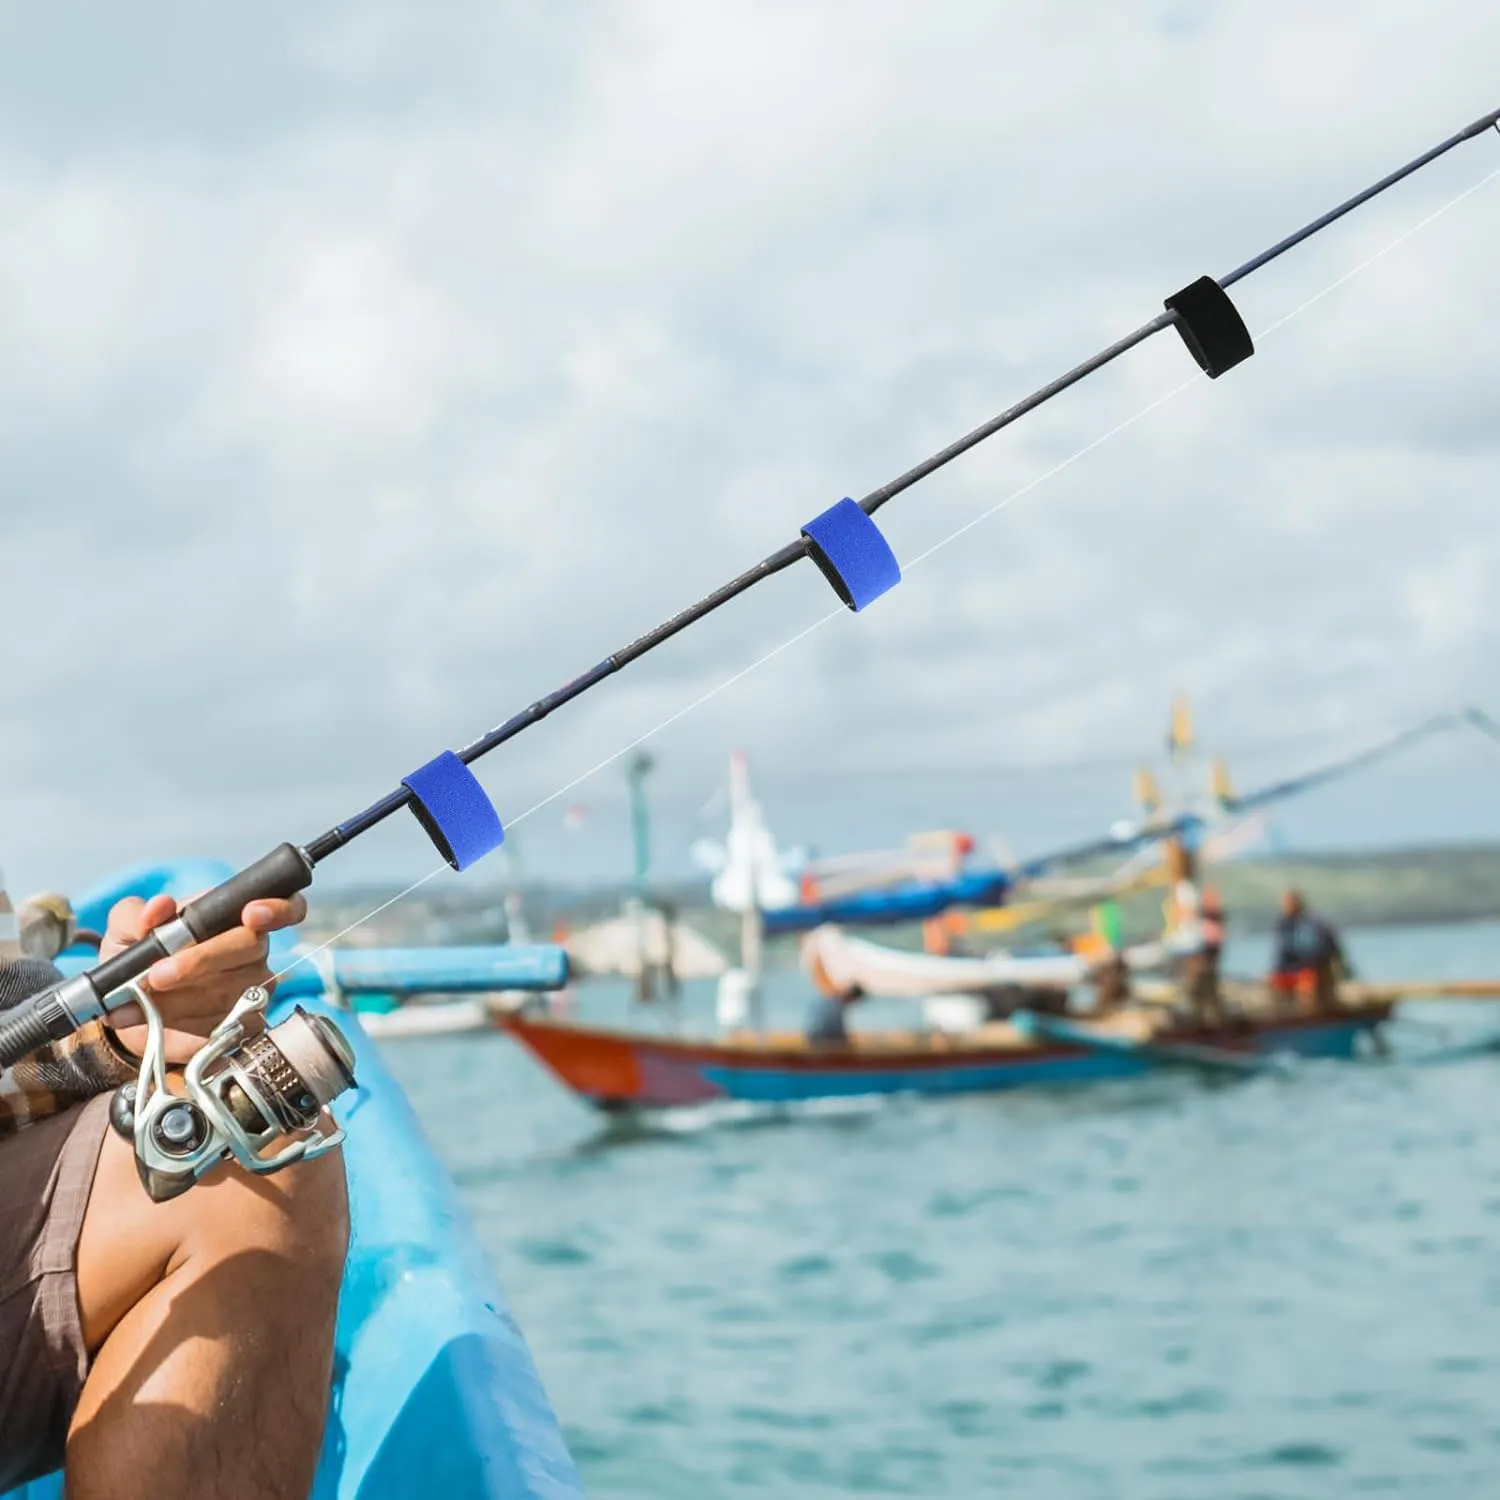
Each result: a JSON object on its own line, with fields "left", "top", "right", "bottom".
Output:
{"left": 101, "top": 893, "right": 309, "bottom": 1064}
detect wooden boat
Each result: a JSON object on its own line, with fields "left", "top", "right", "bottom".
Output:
{"left": 6, "top": 860, "right": 583, "bottom": 1500}
{"left": 499, "top": 1000, "right": 1394, "bottom": 1111}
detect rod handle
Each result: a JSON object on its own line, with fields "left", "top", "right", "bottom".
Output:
{"left": 87, "top": 843, "right": 314, "bottom": 999}
{"left": 180, "top": 843, "right": 314, "bottom": 941}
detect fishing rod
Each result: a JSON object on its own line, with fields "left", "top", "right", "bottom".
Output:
{"left": 2, "top": 103, "right": 1495, "bottom": 1088}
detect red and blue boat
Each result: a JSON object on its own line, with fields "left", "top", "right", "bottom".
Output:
{"left": 499, "top": 1002, "right": 1393, "bottom": 1111}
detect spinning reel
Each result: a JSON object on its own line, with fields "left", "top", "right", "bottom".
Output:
{"left": 109, "top": 983, "right": 357, "bottom": 1203}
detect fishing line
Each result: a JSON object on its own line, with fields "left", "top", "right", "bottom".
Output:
{"left": 909, "top": 161, "right": 1500, "bottom": 575}
{"left": 271, "top": 613, "right": 846, "bottom": 981}
{"left": 900, "top": 372, "right": 1204, "bottom": 573}
{"left": 5, "top": 106, "right": 1495, "bottom": 1070}
{"left": 503, "top": 606, "right": 846, "bottom": 829}
{"left": 269, "top": 152, "right": 1500, "bottom": 976}
{"left": 1255, "top": 162, "right": 1500, "bottom": 339}
{"left": 270, "top": 866, "right": 447, "bottom": 986}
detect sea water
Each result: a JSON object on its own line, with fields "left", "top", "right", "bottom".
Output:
{"left": 387, "top": 920, "right": 1500, "bottom": 1498}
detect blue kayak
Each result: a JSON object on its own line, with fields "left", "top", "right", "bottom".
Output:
{"left": 4, "top": 860, "right": 584, "bottom": 1500}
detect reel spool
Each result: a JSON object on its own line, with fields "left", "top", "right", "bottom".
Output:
{"left": 109, "top": 983, "right": 356, "bottom": 1203}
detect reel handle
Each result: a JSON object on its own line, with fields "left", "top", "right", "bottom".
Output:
{"left": 0, "top": 844, "right": 313, "bottom": 1070}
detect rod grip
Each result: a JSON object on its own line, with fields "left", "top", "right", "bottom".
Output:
{"left": 86, "top": 843, "right": 314, "bottom": 999}
{"left": 179, "top": 844, "right": 314, "bottom": 942}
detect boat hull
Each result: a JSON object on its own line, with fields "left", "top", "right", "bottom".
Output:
{"left": 501, "top": 1007, "right": 1391, "bottom": 1111}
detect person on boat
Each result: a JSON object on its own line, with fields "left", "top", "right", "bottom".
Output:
{"left": 806, "top": 982, "right": 864, "bottom": 1046}
{"left": 1192, "top": 886, "right": 1228, "bottom": 1025}
{"left": 1170, "top": 883, "right": 1227, "bottom": 1028}
{"left": 0, "top": 885, "right": 347, "bottom": 1497}
{"left": 1090, "top": 948, "right": 1131, "bottom": 1015}
{"left": 1270, "top": 889, "right": 1352, "bottom": 1014}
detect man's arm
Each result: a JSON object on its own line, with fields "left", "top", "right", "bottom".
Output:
{"left": 1322, "top": 920, "right": 1356, "bottom": 981}
{"left": 0, "top": 1020, "right": 136, "bottom": 1137}
{"left": 0, "top": 956, "right": 135, "bottom": 1135}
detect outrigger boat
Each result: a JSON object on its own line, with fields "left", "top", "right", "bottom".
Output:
{"left": 498, "top": 998, "right": 1394, "bottom": 1111}
{"left": 301, "top": 942, "right": 569, "bottom": 1039}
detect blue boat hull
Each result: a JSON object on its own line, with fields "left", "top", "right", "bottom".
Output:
{"left": 503, "top": 1009, "right": 1386, "bottom": 1110}
{"left": 704, "top": 1016, "right": 1375, "bottom": 1102}
{"left": 762, "top": 867, "right": 1013, "bottom": 935}
{"left": 5, "top": 862, "right": 583, "bottom": 1500}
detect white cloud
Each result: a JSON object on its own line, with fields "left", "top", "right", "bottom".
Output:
{"left": 1405, "top": 544, "right": 1497, "bottom": 651}
{"left": 1, "top": 1, "right": 1498, "bottom": 891}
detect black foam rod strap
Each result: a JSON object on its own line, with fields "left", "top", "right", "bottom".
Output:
{"left": 1165, "top": 277, "right": 1255, "bottom": 379}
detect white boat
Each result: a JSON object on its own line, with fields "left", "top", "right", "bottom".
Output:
{"left": 566, "top": 908, "right": 727, "bottom": 980}
{"left": 801, "top": 923, "right": 1092, "bottom": 997}
{"left": 355, "top": 997, "right": 496, "bottom": 1038}
{"left": 800, "top": 924, "right": 1172, "bottom": 1032}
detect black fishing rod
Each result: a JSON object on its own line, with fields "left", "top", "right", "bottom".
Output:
{"left": 2, "top": 103, "right": 1496, "bottom": 1071}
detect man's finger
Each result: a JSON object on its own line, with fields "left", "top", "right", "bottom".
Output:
{"left": 242, "top": 895, "right": 308, "bottom": 934}
{"left": 146, "top": 931, "right": 270, "bottom": 991}
{"left": 100, "top": 896, "right": 147, "bottom": 953}
{"left": 107, "top": 1001, "right": 144, "bottom": 1032}
{"left": 150, "top": 958, "right": 273, "bottom": 1010}
{"left": 141, "top": 893, "right": 179, "bottom": 930}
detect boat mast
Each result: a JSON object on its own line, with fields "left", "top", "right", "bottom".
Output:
{"left": 730, "top": 753, "right": 765, "bottom": 1032}
{"left": 625, "top": 751, "right": 657, "bottom": 1005}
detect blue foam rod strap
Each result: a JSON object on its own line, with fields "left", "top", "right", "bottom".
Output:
{"left": 401, "top": 751, "right": 505, "bottom": 872}
{"left": 800, "top": 497, "right": 902, "bottom": 612}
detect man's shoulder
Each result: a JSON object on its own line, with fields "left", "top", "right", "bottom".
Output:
{"left": 0, "top": 959, "right": 62, "bottom": 1013}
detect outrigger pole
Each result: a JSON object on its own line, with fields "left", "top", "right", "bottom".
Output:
{"left": 1031, "top": 709, "right": 1500, "bottom": 870}
{"left": 2, "top": 104, "right": 1496, "bottom": 1070}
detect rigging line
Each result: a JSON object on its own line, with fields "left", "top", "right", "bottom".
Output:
{"left": 248, "top": 153, "right": 1500, "bottom": 979}
{"left": 1463, "top": 706, "right": 1500, "bottom": 745}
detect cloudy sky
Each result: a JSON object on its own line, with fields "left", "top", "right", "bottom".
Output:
{"left": 2, "top": 2, "right": 1498, "bottom": 895}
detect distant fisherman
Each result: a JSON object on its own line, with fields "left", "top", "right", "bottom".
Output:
{"left": 1172, "top": 883, "right": 1227, "bottom": 1028}
{"left": 1270, "top": 889, "right": 1352, "bottom": 1014}
{"left": 806, "top": 982, "right": 864, "bottom": 1046}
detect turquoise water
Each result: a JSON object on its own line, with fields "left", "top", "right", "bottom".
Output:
{"left": 387, "top": 921, "right": 1500, "bottom": 1498}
